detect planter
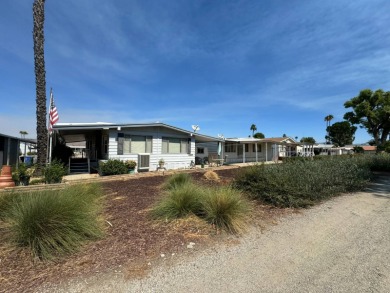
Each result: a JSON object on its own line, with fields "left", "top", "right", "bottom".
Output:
{"left": 19, "top": 176, "right": 30, "bottom": 186}
{"left": 0, "top": 165, "right": 15, "bottom": 189}
{"left": 128, "top": 168, "right": 135, "bottom": 174}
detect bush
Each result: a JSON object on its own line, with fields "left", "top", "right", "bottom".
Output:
{"left": 162, "top": 173, "right": 192, "bottom": 190}
{"left": 124, "top": 160, "right": 137, "bottom": 169}
{"left": 44, "top": 160, "right": 67, "bottom": 184}
{"left": 1, "top": 183, "right": 104, "bottom": 260}
{"left": 203, "top": 170, "right": 220, "bottom": 181}
{"left": 234, "top": 157, "right": 373, "bottom": 208}
{"left": 12, "top": 164, "right": 35, "bottom": 186}
{"left": 201, "top": 187, "right": 250, "bottom": 233}
{"left": 152, "top": 183, "right": 204, "bottom": 219}
{"left": 99, "top": 159, "right": 128, "bottom": 176}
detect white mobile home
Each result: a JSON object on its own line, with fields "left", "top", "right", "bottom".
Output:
{"left": 223, "top": 137, "right": 301, "bottom": 164}
{"left": 53, "top": 122, "right": 223, "bottom": 173}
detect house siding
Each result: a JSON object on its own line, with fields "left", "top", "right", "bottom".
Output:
{"left": 106, "top": 127, "right": 195, "bottom": 171}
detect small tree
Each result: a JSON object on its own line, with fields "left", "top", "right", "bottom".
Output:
{"left": 300, "top": 137, "right": 316, "bottom": 144}
{"left": 326, "top": 121, "right": 357, "bottom": 147}
{"left": 253, "top": 132, "right": 265, "bottom": 139}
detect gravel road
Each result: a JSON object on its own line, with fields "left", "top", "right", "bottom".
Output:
{"left": 49, "top": 174, "right": 390, "bottom": 293}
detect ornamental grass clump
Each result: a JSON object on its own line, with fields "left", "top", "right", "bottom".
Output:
{"left": 234, "top": 157, "right": 372, "bottom": 208}
{"left": 200, "top": 187, "right": 250, "bottom": 233}
{"left": 152, "top": 183, "right": 204, "bottom": 219}
{"left": 2, "top": 183, "right": 104, "bottom": 260}
{"left": 162, "top": 172, "right": 193, "bottom": 190}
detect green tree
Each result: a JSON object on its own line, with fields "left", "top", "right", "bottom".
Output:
{"left": 33, "top": 0, "right": 48, "bottom": 174}
{"left": 326, "top": 121, "right": 357, "bottom": 147}
{"left": 250, "top": 124, "right": 257, "bottom": 137}
{"left": 253, "top": 132, "right": 265, "bottom": 139}
{"left": 344, "top": 89, "right": 390, "bottom": 149}
{"left": 300, "top": 137, "right": 316, "bottom": 144}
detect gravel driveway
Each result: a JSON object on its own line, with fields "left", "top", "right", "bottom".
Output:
{"left": 48, "top": 174, "right": 390, "bottom": 293}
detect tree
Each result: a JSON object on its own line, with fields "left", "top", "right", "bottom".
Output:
{"left": 19, "top": 130, "right": 28, "bottom": 138}
{"left": 33, "top": 0, "right": 48, "bottom": 173}
{"left": 344, "top": 89, "right": 390, "bottom": 149}
{"left": 326, "top": 121, "right": 357, "bottom": 147}
{"left": 282, "top": 133, "right": 287, "bottom": 138}
{"left": 250, "top": 124, "right": 257, "bottom": 137}
{"left": 253, "top": 132, "right": 265, "bottom": 139}
{"left": 324, "top": 114, "right": 334, "bottom": 143}
{"left": 300, "top": 137, "right": 316, "bottom": 144}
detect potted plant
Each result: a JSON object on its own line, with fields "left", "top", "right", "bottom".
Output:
{"left": 14, "top": 164, "right": 35, "bottom": 186}
{"left": 158, "top": 158, "right": 165, "bottom": 168}
{"left": 125, "top": 160, "right": 137, "bottom": 174}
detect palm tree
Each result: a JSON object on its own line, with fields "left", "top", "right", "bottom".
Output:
{"left": 19, "top": 131, "right": 28, "bottom": 139}
{"left": 33, "top": 0, "right": 48, "bottom": 174}
{"left": 324, "top": 115, "right": 334, "bottom": 143}
{"left": 250, "top": 124, "right": 257, "bottom": 137}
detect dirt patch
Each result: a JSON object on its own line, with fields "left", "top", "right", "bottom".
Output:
{"left": 0, "top": 168, "right": 290, "bottom": 293}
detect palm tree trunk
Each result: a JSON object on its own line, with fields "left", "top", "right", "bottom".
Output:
{"left": 33, "top": 0, "right": 47, "bottom": 174}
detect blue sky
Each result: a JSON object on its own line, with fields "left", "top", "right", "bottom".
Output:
{"left": 1, "top": 0, "right": 390, "bottom": 143}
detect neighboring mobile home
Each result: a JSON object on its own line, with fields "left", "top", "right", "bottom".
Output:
{"left": 53, "top": 122, "right": 223, "bottom": 173}
{"left": 198, "top": 137, "right": 301, "bottom": 164}
{"left": 0, "top": 133, "right": 36, "bottom": 168}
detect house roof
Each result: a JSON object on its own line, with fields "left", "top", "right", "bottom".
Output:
{"left": 0, "top": 133, "right": 37, "bottom": 144}
{"left": 225, "top": 137, "right": 301, "bottom": 145}
{"left": 54, "top": 122, "right": 223, "bottom": 143}
{"left": 361, "top": 145, "right": 377, "bottom": 151}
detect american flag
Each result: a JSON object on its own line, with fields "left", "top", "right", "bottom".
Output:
{"left": 49, "top": 89, "right": 59, "bottom": 133}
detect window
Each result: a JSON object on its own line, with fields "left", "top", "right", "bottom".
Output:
{"left": 245, "top": 144, "right": 249, "bottom": 152}
{"left": 224, "top": 142, "right": 236, "bottom": 153}
{"left": 197, "top": 147, "right": 204, "bottom": 154}
{"left": 162, "top": 137, "right": 189, "bottom": 154}
{"left": 118, "top": 134, "right": 152, "bottom": 154}
{"left": 252, "top": 144, "right": 261, "bottom": 152}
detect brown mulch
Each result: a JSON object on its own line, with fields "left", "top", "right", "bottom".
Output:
{"left": 0, "top": 168, "right": 291, "bottom": 293}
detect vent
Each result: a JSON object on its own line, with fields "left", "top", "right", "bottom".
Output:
{"left": 138, "top": 154, "right": 150, "bottom": 171}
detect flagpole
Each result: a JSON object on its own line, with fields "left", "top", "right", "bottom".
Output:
{"left": 48, "top": 88, "right": 53, "bottom": 164}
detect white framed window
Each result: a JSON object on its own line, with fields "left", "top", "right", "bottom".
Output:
{"left": 224, "top": 142, "right": 236, "bottom": 153}
{"left": 162, "top": 137, "right": 189, "bottom": 154}
{"left": 197, "top": 147, "right": 204, "bottom": 154}
{"left": 118, "top": 135, "right": 152, "bottom": 154}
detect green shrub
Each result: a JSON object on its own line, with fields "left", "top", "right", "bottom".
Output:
{"left": 234, "top": 157, "right": 373, "bottom": 208}
{"left": 124, "top": 160, "right": 137, "bottom": 169}
{"left": 367, "top": 153, "right": 390, "bottom": 171}
{"left": 162, "top": 173, "right": 192, "bottom": 190}
{"left": 200, "top": 187, "right": 250, "bottom": 233}
{"left": 99, "top": 159, "right": 128, "bottom": 176}
{"left": 44, "top": 160, "right": 67, "bottom": 184}
{"left": 152, "top": 183, "right": 204, "bottom": 219}
{"left": 1, "top": 183, "right": 104, "bottom": 260}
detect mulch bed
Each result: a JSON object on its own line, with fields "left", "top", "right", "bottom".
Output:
{"left": 0, "top": 168, "right": 290, "bottom": 293}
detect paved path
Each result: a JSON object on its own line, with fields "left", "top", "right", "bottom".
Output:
{"left": 48, "top": 174, "right": 390, "bottom": 293}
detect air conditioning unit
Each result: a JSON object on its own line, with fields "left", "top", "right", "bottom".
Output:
{"left": 138, "top": 154, "right": 150, "bottom": 171}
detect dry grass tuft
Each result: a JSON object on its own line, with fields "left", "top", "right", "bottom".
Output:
{"left": 203, "top": 170, "right": 220, "bottom": 181}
